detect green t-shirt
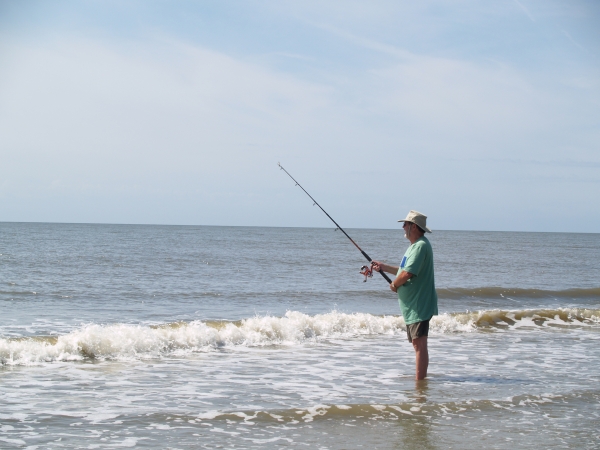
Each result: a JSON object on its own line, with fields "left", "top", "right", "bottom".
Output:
{"left": 397, "top": 236, "right": 438, "bottom": 325}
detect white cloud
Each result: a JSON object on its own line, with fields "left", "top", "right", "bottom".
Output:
{"left": 365, "top": 57, "right": 547, "bottom": 150}
{"left": 0, "top": 35, "right": 333, "bottom": 187}
{"left": 0, "top": 0, "right": 599, "bottom": 231}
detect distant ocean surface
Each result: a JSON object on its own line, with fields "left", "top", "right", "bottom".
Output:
{"left": 1, "top": 223, "right": 599, "bottom": 449}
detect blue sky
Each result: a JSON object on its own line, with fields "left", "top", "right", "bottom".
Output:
{"left": 1, "top": 0, "right": 599, "bottom": 231}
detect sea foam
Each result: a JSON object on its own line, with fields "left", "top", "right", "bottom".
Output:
{"left": 1, "top": 308, "right": 598, "bottom": 365}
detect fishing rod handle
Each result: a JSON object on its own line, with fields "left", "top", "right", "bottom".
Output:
{"left": 379, "top": 271, "right": 392, "bottom": 284}
{"left": 369, "top": 258, "right": 393, "bottom": 284}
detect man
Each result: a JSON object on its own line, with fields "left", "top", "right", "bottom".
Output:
{"left": 372, "top": 210, "right": 437, "bottom": 380}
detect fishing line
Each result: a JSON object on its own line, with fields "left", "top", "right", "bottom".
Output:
{"left": 278, "top": 162, "right": 392, "bottom": 284}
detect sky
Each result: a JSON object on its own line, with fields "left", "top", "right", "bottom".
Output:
{"left": 0, "top": 0, "right": 599, "bottom": 232}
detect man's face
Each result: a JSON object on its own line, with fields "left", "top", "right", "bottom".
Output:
{"left": 402, "top": 221, "right": 412, "bottom": 239}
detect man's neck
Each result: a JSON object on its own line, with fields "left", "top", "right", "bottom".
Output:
{"left": 408, "top": 233, "right": 424, "bottom": 244}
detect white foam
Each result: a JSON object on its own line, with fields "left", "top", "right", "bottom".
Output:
{"left": 1, "top": 308, "right": 598, "bottom": 365}
{"left": 430, "top": 312, "right": 478, "bottom": 333}
{"left": 0, "top": 311, "right": 406, "bottom": 365}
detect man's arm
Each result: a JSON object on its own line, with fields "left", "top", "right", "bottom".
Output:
{"left": 390, "top": 271, "right": 413, "bottom": 293}
{"left": 372, "top": 261, "right": 399, "bottom": 275}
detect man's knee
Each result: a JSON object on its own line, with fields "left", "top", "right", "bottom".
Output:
{"left": 412, "top": 336, "right": 428, "bottom": 352}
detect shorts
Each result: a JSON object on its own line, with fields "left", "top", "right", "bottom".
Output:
{"left": 406, "top": 320, "right": 430, "bottom": 343}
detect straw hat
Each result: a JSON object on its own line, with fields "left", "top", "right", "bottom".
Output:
{"left": 398, "top": 210, "right": 432, "bottom": 233}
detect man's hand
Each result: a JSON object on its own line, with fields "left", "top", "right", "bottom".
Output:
{"left": 372, "top": 261, "right": 400, "bottom": 275}
{"left": 391, "top": 270, "right": 413, "bottom": 292}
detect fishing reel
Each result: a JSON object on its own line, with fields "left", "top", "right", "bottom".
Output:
{"left": 359, "top": 263, "right": 374, "bottom": 282}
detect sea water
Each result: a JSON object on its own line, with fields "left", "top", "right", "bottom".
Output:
{"left": 0, "top": 223, "right": 599, "bottom": 449}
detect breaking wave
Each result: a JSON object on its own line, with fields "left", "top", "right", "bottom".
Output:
{"left": 1, "top": 308, "right": 599, "bottom": 365}
{"left": 190, "top": 390, "right": 599, "bottom": 424}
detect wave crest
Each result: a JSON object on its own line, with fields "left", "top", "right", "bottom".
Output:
{"left": 0, "top": 311, "right": 405, "bottom": 365}
{"left": 437, "top": 307, "right": 600, "bottom": 330}
{"left": 1, "top": 308, "right": 598, "bottom": 365}
{"left": 437, "top": 287, "right": 600, "bottom": 300}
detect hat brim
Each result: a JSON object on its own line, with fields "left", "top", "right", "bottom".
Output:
{"left": 397, "top": 219, "right": 432, "bottom": 233}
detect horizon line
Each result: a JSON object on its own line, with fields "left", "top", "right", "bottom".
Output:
{"left": 0, "top": 220, "right": 597, "bottom": 235}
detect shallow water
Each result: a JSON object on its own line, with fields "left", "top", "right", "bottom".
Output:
{"left": 1, "top": 223, "right": 599, "bottom": 448}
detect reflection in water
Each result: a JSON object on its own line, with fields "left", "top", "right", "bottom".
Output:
{"left": 391, "top": 379, "right": 436, "bottom": 450}
{"left": 414, "top": 379, "right": 429, "bottom": 401}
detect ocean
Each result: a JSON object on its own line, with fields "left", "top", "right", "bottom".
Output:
{"left": 1, "top": 222, "right": 599, "bottom": 449}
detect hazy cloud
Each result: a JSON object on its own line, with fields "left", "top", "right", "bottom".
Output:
{"left": 1, "top": 1, "right": 599, "bottom": 231}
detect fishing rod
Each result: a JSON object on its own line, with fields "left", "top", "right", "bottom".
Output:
{"left": 278, "top": 162, "right": 392, "bottom": 284}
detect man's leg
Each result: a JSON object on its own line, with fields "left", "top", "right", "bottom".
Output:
{"left": 412, "top": 336, "right": 428, "bottom": 380}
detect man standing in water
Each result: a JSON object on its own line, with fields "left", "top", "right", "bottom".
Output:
{"left": 373, "top": 210, "right": 438, "bottom": 380}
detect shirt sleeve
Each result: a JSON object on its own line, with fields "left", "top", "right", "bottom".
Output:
{"left": 402, "top": 241, "right": 427, "bottom": 276}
